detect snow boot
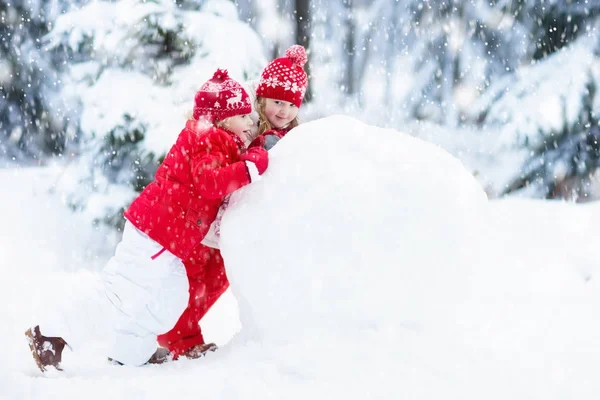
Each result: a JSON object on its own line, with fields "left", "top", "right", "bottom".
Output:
{"left": 147, "top": 347, "right": 173, "bottom": 364}
{"left": 108, "top": 347, "right": 173, "bottom": 366}
{"left": 181, "top": 342, "right": 218, "bottom": 359}
{"left": 107, "top": 343, "right": 216, "bottom": 366}
{"left": 25, "top": 325, "right": 71, "bottom": 372}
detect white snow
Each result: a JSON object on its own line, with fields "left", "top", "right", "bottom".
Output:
{"left": 2, "top": 116, "right": 600, "bottom": 399}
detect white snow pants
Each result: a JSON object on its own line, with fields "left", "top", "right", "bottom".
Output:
{"left": 101, "top": 221, "right": 189, "bottom": 365}
{"left": 37, "top": 221, "right": 189, "bottom": 366}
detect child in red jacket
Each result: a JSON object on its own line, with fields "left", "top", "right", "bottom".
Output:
{"left": 25, "top": 69, "right": 268, "bottom": 371}
{"left": 250, "top": 45, "right": 308, "bottom": 150}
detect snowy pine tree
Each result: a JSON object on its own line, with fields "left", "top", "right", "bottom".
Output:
{"left": 0, "top": 0, "right": 75, "bottom": 163}
{"left": 481, "top": 37, "right": 600, "bottom": 201}
{"left": 506, "top": 0, "right": 600, "bottom": 60}
{"left": 469, "top": 1, "right": 600, "bottom": 201}
{"left": 44, "top": 0, "right": 266, "bottom": 229}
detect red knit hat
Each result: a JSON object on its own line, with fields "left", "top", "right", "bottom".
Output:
{"left": 193, "top": 69, "right": 252, "bottom": 123}
{"left": 256, "top": 45, "right": 308, "bottom": 107}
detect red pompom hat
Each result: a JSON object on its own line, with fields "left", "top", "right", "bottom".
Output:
{"left": 256, "top": 45, "right": 308, "bottom": 107}
{"left": 193, "top": 69, "right": 252, "bottom": 122}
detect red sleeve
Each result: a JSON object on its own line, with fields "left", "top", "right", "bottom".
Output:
{"left": 249, "top": 129, "right": 286, "bottom": 149}
{"left": 191, "top": 131, "right": 251, "bottom": 199}
{"left": 249, "top": 135, "right": 266, "bottom": 149}
{"left": 266, "top": 128, "right": 288, "bottom": 139}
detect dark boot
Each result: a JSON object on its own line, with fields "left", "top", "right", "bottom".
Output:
{"left": 25, "top": 325, "right": 70, "bottom": 372}
{"left": 108, "top": 347, "right": 173, "bottom": 366}
{"left": 147, "top": 347, "right": 173, "bottom": 364}
{"left": 181, "top": 342, "right": 218, "bottom": 359}
{"left": 108, "top": 343, "right": 216, "bottom": 366}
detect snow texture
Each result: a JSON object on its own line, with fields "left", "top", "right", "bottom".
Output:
{"left": 2, "top": 116, "right": 600, "bottom": 399}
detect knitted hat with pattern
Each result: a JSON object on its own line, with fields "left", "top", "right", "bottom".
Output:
{"left": 256, "top": 45, "right": 308, "bottom": 107}
{"left": 193, "top": 69, "right": 252, "bottom": 123}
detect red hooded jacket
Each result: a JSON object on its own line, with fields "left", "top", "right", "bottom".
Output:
{"left": 125, "top": 120, "right": 250, "bottom": 260}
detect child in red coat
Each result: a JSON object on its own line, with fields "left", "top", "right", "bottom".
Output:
{"left": 250, "top": 45, "right": 309, "bottom": 150}
{"left": 25, "top": 69, "right": 268, "bottom": 371}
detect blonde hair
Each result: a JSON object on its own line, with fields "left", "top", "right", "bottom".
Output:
{"left": 255, "top": 97, "right": 299, "bottom": 136}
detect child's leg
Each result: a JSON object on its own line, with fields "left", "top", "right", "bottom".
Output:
{"left": 156, "top": 277, "right": 207, "bottom": 357}
{"left": 101, "top": 222, "right": 189, "bottom": 366}
{"left": 29, "top": 272, "right": 115, "bottom": 358}
{"left": 156, "top": 247, "right": 229, "bottom": 357}
{"left": 28, "top": 222, "right": 189, "bottom": 368}
{"left": 201, "top": 248, "right": 230, "bottom": 322}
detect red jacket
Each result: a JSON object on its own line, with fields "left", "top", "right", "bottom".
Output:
{"left": 125, "top": 120, "right": 250, "bottom": 260}
{"left": 249, "top": 127, "right": 290, "bottom": 149}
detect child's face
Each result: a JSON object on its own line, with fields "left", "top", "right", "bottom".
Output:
{"left": 264, "top": 98, "right": 298, "bottom": 129}
{"left": 221, "top": 114, "right": 254, "bottom": 143}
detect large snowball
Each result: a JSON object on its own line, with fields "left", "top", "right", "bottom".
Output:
{"left": 220, "top": 115, "right": 489, "bottom": 343}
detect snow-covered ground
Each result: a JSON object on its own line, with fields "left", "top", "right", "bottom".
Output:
{"left": 1, "top": 116, "right": 600, "bottom": 399}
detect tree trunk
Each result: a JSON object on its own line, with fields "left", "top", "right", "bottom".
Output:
{"left": 295, "top": 0, "right": 312, "bottom": 102}
{"left": 343, "top": 0, "right": 355, "bottom": 96}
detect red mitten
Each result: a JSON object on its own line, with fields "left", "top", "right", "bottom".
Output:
{"left": 240, "top": 147, "right": 269, "bottom": 175}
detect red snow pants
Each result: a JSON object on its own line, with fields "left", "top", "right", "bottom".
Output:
{"left": 157, "top": 246, "right": 229, "bottom": 358}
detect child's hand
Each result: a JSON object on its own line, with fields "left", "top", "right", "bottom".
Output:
{"left": 241, "top": 147, "right": 269, "bottom": 175}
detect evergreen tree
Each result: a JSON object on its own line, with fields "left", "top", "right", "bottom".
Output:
{"left": 45, "top": 0, "right": 266, "bottom": 229}
{"left": 0, "top": 0, "right": 75, "bottom": 163}
{"left": 506, "top": 0, "right": 600, "bottom": 60}
{"left": 482, "top": 37, "right": 600, "bottom": 201}
{"left": 471, "top": 0, "right": 600, "bottom": 201}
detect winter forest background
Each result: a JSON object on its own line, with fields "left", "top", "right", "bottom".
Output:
{"left": 2, "top": 0, "right": 600, "bottom": 233}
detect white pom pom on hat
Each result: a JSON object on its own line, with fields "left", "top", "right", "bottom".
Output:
{"left": 285, "top": 45, "right": 308, "bottom": 68}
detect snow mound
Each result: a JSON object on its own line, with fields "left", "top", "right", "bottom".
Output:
{"left": 221, "top": 115, "right": 489, "bottom": 342}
